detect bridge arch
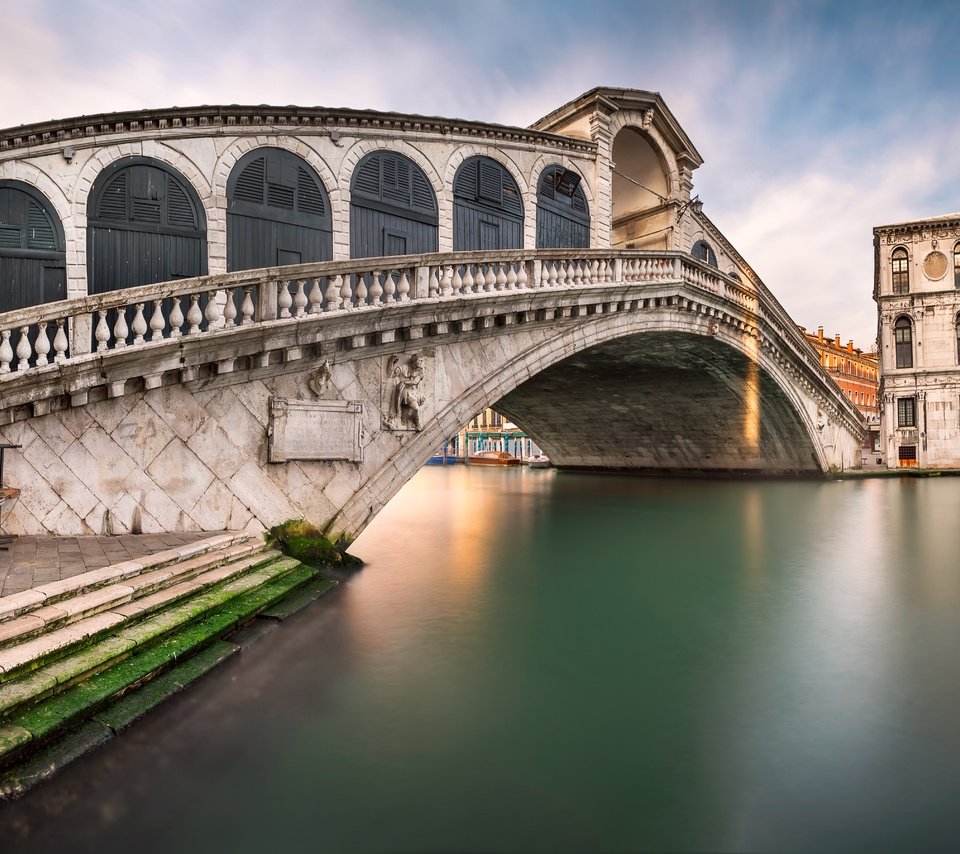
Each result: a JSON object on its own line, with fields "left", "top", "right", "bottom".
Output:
{"left": 0, "top": 180, "right": 67, "bottom": 311}
{"left": 443, "top": 145, "right": 531, "bottom": 250}
{"left": 213, "top": 136, "right": 341, "bottom": 269}
{"left": 331, "top": 308, "right": 828, "bottom": 541}
{"left": 225, "top": 147, "right": 333, "bottom": 271}
{"left": 86, "top": 156, "right": 208, "bottom": 295}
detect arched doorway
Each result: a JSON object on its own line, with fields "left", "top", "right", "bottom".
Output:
{"left": 535, "top": 165, "right": 590, "bottom": 249}
{"left": 0, "top": 181, "right": 66, "bottom": 312}
{"left": 610, "top": 127, "right": 670, "bottom": 250}
{"left": 87, "top": 157, "right": 207, "bottom": 295}
{"left": 453, "top": 156, "right": 523, "bottom": 251}
{"left": 349, "top": 151, "right": 438, "bottom": 258}
{"left": 227, "top": 148, "right": 332, "bottom": 271}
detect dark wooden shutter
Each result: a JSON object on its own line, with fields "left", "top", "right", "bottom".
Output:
{"left": 536, "top": 165, "right": 589, "bottom": 249}
{"left": 453, "top": 156, "right": 523, "bottom": 251}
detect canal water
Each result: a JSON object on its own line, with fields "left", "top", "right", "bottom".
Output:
{"left": 3, "top": 468, "right": 960, "bottom": 852}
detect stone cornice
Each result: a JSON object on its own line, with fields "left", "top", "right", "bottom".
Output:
{"left": 0, "top": 105, "right": 597, "bottom": 157}
{"left": 529, "top": 87, "right": 704, "bottom": 169}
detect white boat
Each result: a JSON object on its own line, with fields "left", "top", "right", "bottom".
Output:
{"left": 523, "top": 455, "right": 552, "bottom": 468}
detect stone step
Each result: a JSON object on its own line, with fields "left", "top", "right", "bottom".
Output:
{"left": 0, "top": 539, "right": 268, "bottom": 652}
{"left": 0, "top": 560, "right": 321, "bottom": 786}
{"left": 0, "top": 532, "right": 252, "bottom": 623}
{"left": 0, "top": 555, "right": 306, "bottom": 724}
{"left": 0, "top": 548, "right": 283, "bottom": 686}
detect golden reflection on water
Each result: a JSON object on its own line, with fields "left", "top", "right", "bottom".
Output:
{"left": 741, "top": 485, "right": 765, "bottom": 582}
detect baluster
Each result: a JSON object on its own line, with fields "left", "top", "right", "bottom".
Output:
{"left": 277, "top": 281, "right": 293, "bottom": 318}
{"left": 428, "top": 267, "right": 440, "bottom": 298}
{"left": 383, "top": 270, "right": 397, "bottom": 303}
{"left": 169, "top": 298, "right": 185, "bottom": 339}
{"left": 95, "top": 312, "right": 110, "bottom": 351}
{"left": 544, "top": 261, "right": 556, "bottom": 287}
{"left": 53, "top": 319, "right": 68, "bottom": 363}
{"left": 131, "top": 304, "right": 147, "bottom": 343}
{"left": 308, "top": 278, "right": 323, "bottom": 314}
{"left": 187, "top": 295, "right": 203, "bottom": 335}
{"left": 474, "top": 266, "right": 486, "bottom": 292}
{"left": 340, "top": 274, "right": 354, "bottom": 309}
{"left": 452, "top": 267, "right": 463, "bottom": 296}
{"left": 482, "top": 265, "right": 495, "bottom": 292}
{"left": 567, "top": 261, "right": 577, "bottom": 285}
{"left": 150, "top": 299, "right": 166, "bottom": 340}
{"left": 326, "top": 275, "right": 343, "bottom": 311}
{"left": 373, "top": 270, "right": 388, "bottom": 305}
{"left": 16, "top": 326, "right": 31, "bottom": 369}
{"left": 355, "top": 272, "right": 368, "bottom": 307}
{"left": 34, "top": 321, "right": 50, "bottom": 365}
{"left": 112, "top": 309, "right": 128, "bottom": 349}
{"left": 293, "top": 279, "right": 308, "bottom": 317}
{"left": 556, "top": 261, "right": 567, "bottom": 286}
{"left": 517, "top": 262, "right": 528, "bottom": 289}
{"left": 241, "top": 288, "right": 255, "bottom": 324}
{"left": 223, "top": 291, "right": 238, "bottom": 327}
{"left": 462, "top": 266, "right": 474, "bottom": 294}
{"left": 205, "top": 291, "right": 222, "bottom": 328}
{"left": 0, "top": 330, "right": 11, "bottom": 373}
{"left": 505, "top": 263, "right": 517, "bottom": 291}
{"left": 396, "top": 269, "right": 410, "bottom": 301}
{"left": 441, "top": 266, "right": 453, "bottom": 298}
{"left": 496, "top": 263, "right": 507, "bottom": 291}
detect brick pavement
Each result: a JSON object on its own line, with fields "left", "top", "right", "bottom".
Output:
{"left": 0, "top": 533, "right": 215, "bottom": 597}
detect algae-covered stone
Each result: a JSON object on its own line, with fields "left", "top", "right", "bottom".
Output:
{"left": 266, "top": 520, "right": 362, "bottom": 568}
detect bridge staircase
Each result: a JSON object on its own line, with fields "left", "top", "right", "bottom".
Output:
{"left": 0, "top": 531, "right": 335, "bottom": 797}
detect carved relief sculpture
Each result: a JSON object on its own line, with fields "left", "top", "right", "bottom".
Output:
{"left": 386, "top": 353, "right": 427, "bottom": 431}
{"left": 307, "top": 359, "right": 333, "bottom": 397}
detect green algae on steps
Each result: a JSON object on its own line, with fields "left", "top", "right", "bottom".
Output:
{"left": 266, "top": 520, "right": 362, "bottom": 568}
{"left": 0, "top": 562, "right": 317, "bottom": 769}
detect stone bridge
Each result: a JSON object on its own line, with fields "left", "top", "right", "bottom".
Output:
{"left": 0, "top": 88, "right": 864, "bottom": 539}
{"left": 0, "top": 249, "right": 863, "bottom": 541}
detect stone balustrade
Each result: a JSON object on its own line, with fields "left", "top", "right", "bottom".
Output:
{"left": 0, "top": 249, "right": 770, "bottom": 378}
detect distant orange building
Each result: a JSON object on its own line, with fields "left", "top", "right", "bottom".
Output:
{"left": 802, "top": 326, "right": 880, "bottom": 459}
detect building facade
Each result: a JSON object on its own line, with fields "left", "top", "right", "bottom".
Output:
{"left": 874, "top": 212, "right": 960, "bottom": 468}
{"left": 802, "top": 326, "right": 880, "bottom": 460}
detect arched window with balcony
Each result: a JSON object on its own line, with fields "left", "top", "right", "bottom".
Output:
{"left": 891, "top": 247, "right": 909, "bottom": 295}
{"left": 691, "top": 239, "right": 717, "bottom": 268}
{"left": 894, "top": 316, "right": 913, "bottom": 368}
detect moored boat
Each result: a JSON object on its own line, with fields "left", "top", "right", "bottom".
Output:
{"left": 468, "top": 450, "right": 521, "bottom": 466}
{"left": 523, "top": 455, "right": 552, "bottom": 468}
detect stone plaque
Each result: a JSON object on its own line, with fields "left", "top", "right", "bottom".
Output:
{"left": 268, "top": 397, "right": 363, "bottom": 463}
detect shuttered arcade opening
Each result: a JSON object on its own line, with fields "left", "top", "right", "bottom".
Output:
{"left": 536, "top": 165, "right": 590, "bottom": 249}
{"left": 350, "top": 151, "right": 438, "bottom": 258}
{"left": 453, "top": 156, "right": 523, "bottom": 251}
{"left": 0, "top": 181, "right": 66, "bottom": 312}
{"left": 227, "top": 148, "right": 332, "bottom": 271}
{"left": 87, "top": 157, "right": 207, "bottom": 295}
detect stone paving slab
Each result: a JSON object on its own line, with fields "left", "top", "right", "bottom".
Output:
{"left": 0, "top": 534, "right": 213, "bottom": 598}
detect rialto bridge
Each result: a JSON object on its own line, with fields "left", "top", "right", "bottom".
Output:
{"left": 0, "top": 88, "right": 863, "bottom": 540}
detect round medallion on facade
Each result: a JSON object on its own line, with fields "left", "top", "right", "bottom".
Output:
{"left": 923, "top": 250, "right": 948, "bottom": 280}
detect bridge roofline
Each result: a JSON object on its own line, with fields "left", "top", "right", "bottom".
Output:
{"left": 0, "top": 104, "right": 597, "bottom": 159}
{"left": 529, "top": 86, "right": 705, "bottom": 169}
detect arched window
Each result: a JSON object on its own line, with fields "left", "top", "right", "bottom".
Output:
{"left": 891, "top": 247, "right": 909, "bottom": 295}
{"left": 453, "top": 156, "right": 523, "bottom": 251}
{"left": 691, "top": 239, "right": 717, "bottom": 268}
{"left": 0, "top": 181, "right": 66, "bottom": 311}
{"left": 87, "top": 157, "right": 207, "bottom": 295}
{"left": 728, "top": 270, "right": 742, "bottom": 283}
{"left": 955, "top": 314, "right": 960, "bottom": 363}
{"left": 894, "top": 316, "right": 913, "bottom": 368}
{"left": 535, "top": 165, "right": 589, "bottom": 249}
{"left": 349, "top": 151, "right": 437, "bottom": 258}
{"left": 954, "top": 243, "right": 960, "bottom": 289}
{"left": 227, "top": 148, "right": 332, "bottom": 271}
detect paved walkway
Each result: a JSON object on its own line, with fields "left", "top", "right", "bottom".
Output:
{"left": 0, "top": 533, "right": 215, "bottom": 597}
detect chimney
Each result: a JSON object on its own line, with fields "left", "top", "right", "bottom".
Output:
{"left": 847, "top": 340, "right": 854, "bottom": 353}
{"left": 817, "top": 326, "right": 824, "bottom": 341}
{"left": 834, "top": 333, "right": 841, "bottom": 347}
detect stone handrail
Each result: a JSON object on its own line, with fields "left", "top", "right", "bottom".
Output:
{"left": 0, "top": 249, "right": 805, "bottom": 383}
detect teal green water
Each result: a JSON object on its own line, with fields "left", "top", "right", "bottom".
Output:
{"left": 4, "top": 469, "right": 960, "bottom": 852}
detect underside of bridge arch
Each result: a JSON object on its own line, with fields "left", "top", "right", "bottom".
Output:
{"left": 493, "top": 331, "right": 822, "bottom": 475}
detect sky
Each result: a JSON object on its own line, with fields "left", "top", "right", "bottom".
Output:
{"left": 3, "top": 0, "right": 960, "bottom": 348}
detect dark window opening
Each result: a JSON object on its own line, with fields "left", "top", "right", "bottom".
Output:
{"left": 897, "top": 397, "right": 916, "bottom": 427}
{"left": 892, "top": 247, "right": 909, "bottom": 295}
{"left": 895, "top": 316, "right": 913, "bottom": 368}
